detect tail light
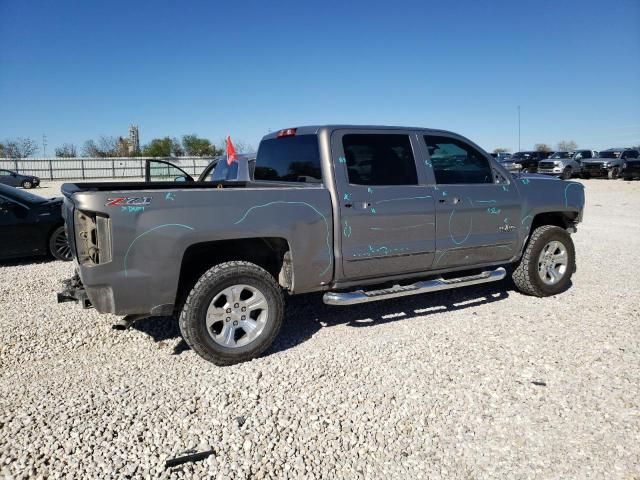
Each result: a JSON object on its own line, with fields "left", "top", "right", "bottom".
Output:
{"left": 74, "top": 210, "right": 112, "bottom": 265}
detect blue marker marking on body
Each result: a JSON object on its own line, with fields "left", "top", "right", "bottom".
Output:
{"left": 338, "top": 156, "right": 346, "bottom": 164}
{"left": 449, "top": 209, "right": 473, "bottom": 245}
{"left": 343, "top": 220, "right": 352, "bottom": 238}
{"left": 165, "top": 192, "right": 175, "bottom": 201}
{"left": 343, "top": 192, "right": 352, "bottom": 201}
{"left": 234, "top": 201, "right": 332, "bottom": 276}
{"left": 124, "top": 224, "right": 194, "bottom": 276}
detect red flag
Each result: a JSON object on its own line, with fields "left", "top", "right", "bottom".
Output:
{"left": 226, "top": 136, "right": 238, "bottom": 166}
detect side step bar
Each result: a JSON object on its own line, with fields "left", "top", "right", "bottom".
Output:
{"left": 323, "top": 267, "right": 506, "bottom": 306}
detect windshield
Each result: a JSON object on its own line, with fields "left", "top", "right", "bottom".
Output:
{"left": 550, "top": 152, "right": 570, "bottom": 159}
{"left": 598, "top": 151, "right": 620, "bottom": 159}
{"left": 0, "top": 183, "right": 47, "bottom": 204}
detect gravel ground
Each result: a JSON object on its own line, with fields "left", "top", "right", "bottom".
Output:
{"left": 1, "top": 179, "right": 639, "bottom": 479}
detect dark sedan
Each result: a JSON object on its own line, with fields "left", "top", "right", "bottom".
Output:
{"left": 0, "top": 184, "right": 71, "bottom": 261}
{"left": 509, "top": 151, "right": 549, "bottom": 173}
{"left": 0, "top": 169, "right": 40, "bottom": 189}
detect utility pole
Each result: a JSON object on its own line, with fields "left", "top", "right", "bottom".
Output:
{"left": 42, "top": 134, "right": 47, "bottom": 157}
{"left": 517, "top": 106, "right": 521, "bottom": 152}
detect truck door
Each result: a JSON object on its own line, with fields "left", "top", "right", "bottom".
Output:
{"left": 144, "top": 159, "right": 194, "bottom": 182}
{"left": 421, "top": 134, "right": 521, "bottom": 269}
{"left": 331, "top": 130, "right": 436, "bottom": 280}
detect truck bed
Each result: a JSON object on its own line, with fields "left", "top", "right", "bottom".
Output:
{"left": 60, "top": 180, "right": 317, "bottom": 195}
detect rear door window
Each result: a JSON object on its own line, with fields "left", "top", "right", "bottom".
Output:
{"left": 342, "top": 134, "right": 418, "bottom": 185}
{"left": 255, "top": 135, "right": 322, "bottom": 182}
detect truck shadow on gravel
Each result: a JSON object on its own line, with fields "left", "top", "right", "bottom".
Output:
{"left": 132, "top": 279, "right": 521, "bottom": 358}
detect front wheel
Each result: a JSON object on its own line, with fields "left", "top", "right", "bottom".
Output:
{"left": 608, "top": 167, "right": 620, "bottom": 179}
{"left": 179, "top": 261, "right": 284, "bottom": 365}
{"left": 22, "top": 180, "right": 33, "bottom": 189}
{"left": 49, "top": 226, "right": 72, "bottom": 261}
{"left": 560, "top": 167, "right": 572, "bottom": 180}
{"left": 512, "top": 225, "right": 575, "bottom": 297}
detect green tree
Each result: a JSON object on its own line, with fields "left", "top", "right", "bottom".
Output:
{"left": 182, "top": 134, "right": 219, "bottom": 156}
{"left": 142, "top": 137, "right": 182, "bottom": 157}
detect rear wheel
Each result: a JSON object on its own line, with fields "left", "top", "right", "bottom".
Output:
{"left": 512, "top": 225, "right": 575, "bottom": 297}
{"left": 22, "top": 180, "right": 32, "bottom": 189}
{"left": 179, "top": 261, "right": 284, "bottom": 365}
{"left": 49, "top": 226, "right": 72, "bottom": 261}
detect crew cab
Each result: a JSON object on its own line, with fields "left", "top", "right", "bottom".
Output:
{"left": 581, "top": 148, "right": 640, "bottom": 179}
{"left": 57, "top": 126, "right": 585, "bottom": 365}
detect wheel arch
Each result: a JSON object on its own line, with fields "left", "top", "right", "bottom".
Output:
{"left": 175, "top": 237, "right": 291, "bottom": 311}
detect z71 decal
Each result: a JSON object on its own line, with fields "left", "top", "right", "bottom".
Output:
{"left": 105, "top": 197, "right": 152, "bottom": 207}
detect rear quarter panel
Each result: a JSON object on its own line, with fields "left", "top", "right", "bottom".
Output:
{"left": 68, "top": 186, "right": 333, "bottom": 315}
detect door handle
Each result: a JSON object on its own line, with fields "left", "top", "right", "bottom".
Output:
{"left": 439, "top": 197, "right": 462, "bottom": 204}
{"left": 344, "top": 203, "right": 353, "bottom": 208}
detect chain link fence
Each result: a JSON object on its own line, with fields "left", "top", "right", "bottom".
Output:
{"left": 0, "top": 157, "right": 213, "bottom": 180}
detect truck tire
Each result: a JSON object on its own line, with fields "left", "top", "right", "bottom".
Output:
{"left": 512, "top": 225, "right": 575, "bottom": 297}
{"left": 560, "top": 167, "right": 572, "bottom": 180}
{"left": 179, "top": 261, "right": 284, "bottom": 366}
{"left": 608, "top": 167, "right": 619, "bottom": 179}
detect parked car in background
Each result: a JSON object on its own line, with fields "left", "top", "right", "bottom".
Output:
{"left": 490, "top": 152, "right": 512, "bottom": 161}
{"left": 580, "top": 148, "right": 640, "bottom": 179}
{"left": 537, "top": 151, "right": 587, "bottom": 179}
{"left": 509, "top": 151, "right": 549, "bottom": 173}
{"left": 0, "top": 184, "right": 71, "bottom": 261}
{"left": 622, "top": 155, "right": 640, "bottom": 180}
{"left": 0, "top": 169, "right": 40, "bottom": 189}
{"left": 496, "top": 156, "right": 522, "bottom": 174}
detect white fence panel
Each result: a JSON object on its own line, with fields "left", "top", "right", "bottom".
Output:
{"left": 0, "top": 157, "right": 214, "bottom": 180}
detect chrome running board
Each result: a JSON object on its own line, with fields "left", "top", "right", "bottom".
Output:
{"left": 323, "top": 267, "right": 506, "bottom": 306}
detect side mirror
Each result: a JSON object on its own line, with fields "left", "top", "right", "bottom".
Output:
{"left": 174, "top": 176, "right": 188, "bottom": 182}
{"left": 11, "top": 173, "right": 17, "bottom": 177}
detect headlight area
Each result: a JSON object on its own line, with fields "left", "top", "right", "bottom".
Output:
{"left": 74, "top": 210, "right": 112, "bottom": 265}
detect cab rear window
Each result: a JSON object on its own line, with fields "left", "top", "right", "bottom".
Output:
{"left": 255, "top": 135, "right": 322, "bottom": 183}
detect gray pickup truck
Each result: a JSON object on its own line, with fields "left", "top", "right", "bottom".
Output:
{"left": 58, "top": 126, "right": 585, "bottom": 365}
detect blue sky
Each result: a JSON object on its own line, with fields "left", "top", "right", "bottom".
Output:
{"left": 1, "top": 0, "right": 639, "bottom": 155}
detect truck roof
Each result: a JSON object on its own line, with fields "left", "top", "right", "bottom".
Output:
{"left": 260, "top": 125, "right": 460, "bottom": 141}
